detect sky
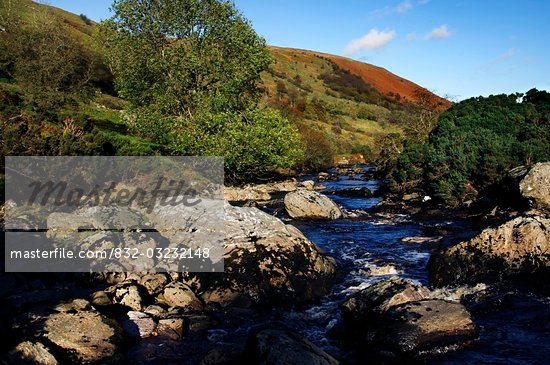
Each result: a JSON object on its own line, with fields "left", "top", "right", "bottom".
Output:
{"left": 45, "top": 0, "right": 550, "bottom": 100}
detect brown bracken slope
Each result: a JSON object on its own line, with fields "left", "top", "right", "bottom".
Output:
{"left": 270, "top": 46, "right": 452, "bottom": 109}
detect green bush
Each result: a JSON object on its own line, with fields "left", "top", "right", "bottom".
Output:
{"left": 172, "top": 108, "right": 304, "bottom": 181}
{"left": 390, "top": 89, "right": 550, "bottom": 204}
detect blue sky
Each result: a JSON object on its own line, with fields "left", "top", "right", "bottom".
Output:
{"left": 45, "top": 0, "right": 550, "bottom": 100}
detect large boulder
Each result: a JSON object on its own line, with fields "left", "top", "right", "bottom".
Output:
{"left": 376, "top": 300, "right": 477, "bottom": 355}
{"left": 504, "top": 162, "right": 550, "bottom": 212}
{"left": 224, "top": 180, "right": 317, "bottom": 203}
{"left": 341, "top": 277, "right": 430, "bottom": 324}
{"left": 284, "top": 190, "right": 343, "bottom": 219}
{"left": 340, "top": 278, "right": 430, "bottom": 343}
{"left": 339, "top": 278, "right": 476, "bottom": 356}
{"left": 429, "top": 215, "right": 550, "bottom": 288}
{"left": 244, "top": 329, "right": 340, "bottom": 365}
{"left": 197, "top": 204, "right": 338, "bottom": 307}
{"left": 17, "top": 299, "right": 124, "bottom": 364}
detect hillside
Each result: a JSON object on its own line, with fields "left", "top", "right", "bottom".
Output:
{"left": 1, "top": 0, "right": 451, "bottom": 170}
{"left": 265, "top": 46, "right": 451, "bottom": 108}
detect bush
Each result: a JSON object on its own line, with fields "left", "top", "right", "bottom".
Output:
{"left": 296, "top": 123, "right": 334, "bottom": 171}
{"left": 390, "top": 90, "right": 550, "bottom": 204}
{"left": 172, "top": 108, "right": 304, "bottom": 181}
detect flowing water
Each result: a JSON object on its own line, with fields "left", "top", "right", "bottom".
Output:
{"left": 277, "top": 165, "right": 550, "bottom": 364}
{"left": 132, "top": 165, "right": 550, "bottom": 364}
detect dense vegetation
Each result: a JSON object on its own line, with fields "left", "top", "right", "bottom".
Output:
{"left": 389, "top": 89, "right": 550, "bottom": 204}
{"left": 0, "top": 0, "right": 449, "bottom": 184}
{"left": 0, "top": 0, "right": 304, "bottom": 182}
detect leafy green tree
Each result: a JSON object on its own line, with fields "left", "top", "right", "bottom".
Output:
{"left": 99, "top": 0, "right": 304, "bottom": 181}
{"left": 99, "top": 0, "right": 272, "bottom": 117}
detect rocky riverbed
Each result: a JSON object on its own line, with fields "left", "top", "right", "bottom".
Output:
{"left": 2, "top": 162, "right": 550, "bottom": 364}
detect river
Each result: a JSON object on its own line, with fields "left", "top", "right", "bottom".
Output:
{"left": 276, "top": 165, "right": 550, "bottom": 364}
{"left": 130, "top": 165, "right": 550, "bottom": 364}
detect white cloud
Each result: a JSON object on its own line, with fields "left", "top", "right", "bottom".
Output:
{"left": 496, "top": 48, "right": 517, "bottom": 61}
{"left": 397, "top": 0, "right": 413, "bottom": 14}
{"left": 344, "top": 29, "right": 397, "bottom": 55}
{"left": 406, "top": 32, "right": 417, "bottom": 42}
{"left": 425, "top": 24, "right": 451, "bottom": 40}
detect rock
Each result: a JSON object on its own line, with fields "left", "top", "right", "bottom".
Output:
{"left": 224, "top": 180, "right": 315, "bottom": 203}
{"left": 244, "top": 329, "right": 340, "bottom": 365}
{"left": 123, "top": 311, "right": 157, "bottom": 338}
{"left": 37, "top": 299, "right": 124, "bottom": 364}
{"left": 402, "top": 192, "right": 420, "bottom": 201}
{"left": 299, "top": 180, "right": 316, "bottom": 190}
{"left": 341, "top": 277, "right": 430, "bottom": 326}
{"left": 158, "top": 318, "right": 186, "bottom": 340}
{"left": 284, "top": 190, "right": 343, "bottom": 219}
{"left": 198, "top": 204, "right": 338, "bottom": 307}
{"left": 47, "top": 206, "right": 146, "bottom": 232}
{"left": 8, "top": 341, "right": 58, "bottom": 365}
{"left": 139, "top": 273, "right": 169, "bottom": 296}
{"left": 504, "top": 162, "right": 550, "bottom": 212}
{"left": 518, "top": 162, "right": 550, "bottom": 212}
{"left": 105, "top": 282, "right": 149, "bottom": 311}
{"left": 162, "top": 282, "right": 203, "bottom": 309}
{"left": 428, "top": 215, "right": 550, "bottom": 288}
{"left": 90, "top": 290, "right": 112, "bottom": 307}
{"left": 144, "top": 304, "right": 167, "bottom": 317}
{"left": 376, "top": 299, "right": 477, "bottom": 355}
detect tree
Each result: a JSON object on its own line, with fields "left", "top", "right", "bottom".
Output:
{"left": 99, "top": 0, "right": 272, "bottom": 117}
{"left": 98, "top": 0, "right": 303, "bottom": 181}
{"left": 1, "top": 4, "right": 95, "bottom": 109}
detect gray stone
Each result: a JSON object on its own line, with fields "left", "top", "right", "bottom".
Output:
{"left": 284, "top": 190, "right": 343, "bottom": 219}
{"left": 162, "top": 282, "right": 202, "bottom": 309}
{"left": 40, "top": 299, "right": 124, "bottom": 364}
{"left": 377, "top": 299, "right": 477, "bottom": 355}
{"left": 429, "top": 215, "right": 550, "bottom": 287}
{"left": 123, "top": 311, "right": 157, "bottom": 338}
{"left": 198, "top": 204, "right": 338, "bottom": 307}
{"left": 158, "top": 318, "right": 186, "bottom": 340}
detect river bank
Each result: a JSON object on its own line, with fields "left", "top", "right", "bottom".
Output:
{"left": 2, "top": 163, "right": 550, "bottom": 364}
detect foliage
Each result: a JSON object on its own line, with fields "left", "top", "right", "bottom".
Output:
{"left": 295, "top": 123, "right": 335, "bottom": 171}
{"left": 99, "top": 0, "right": 272, "bottom": 117}
{"left": 172, "top": 108, "right": 304, "bottom": 181}
{"left": 1, "top": 6, "right": 96, "bottom": 110}
{"left": 319, "top": 60, "right": 386, "bottom": 105}
{"left": 390, "top": 90, "right": 550, "bottom": 204}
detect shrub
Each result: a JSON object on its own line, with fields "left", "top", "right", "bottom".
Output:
{"left": 172, "top": 108, "right": 304, "bottom": 181}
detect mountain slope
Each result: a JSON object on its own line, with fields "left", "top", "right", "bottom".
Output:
{"left": 2, "top": 1, "right": 451, "bottom": 167}
{"left": 266, "top": 46, "right": 451, "bottom": 109}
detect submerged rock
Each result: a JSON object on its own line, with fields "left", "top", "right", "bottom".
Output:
{"left": 324, "top": 187, "right": 373, "bottom": 198}
{"left": 284, "top": 190, "right": 343, "bottom": 219}
{"left": 244, "top": 329, "right": 340, "bottom": 365}
{"left": 429, "top": 215, "right": 550, "bottom": 288}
